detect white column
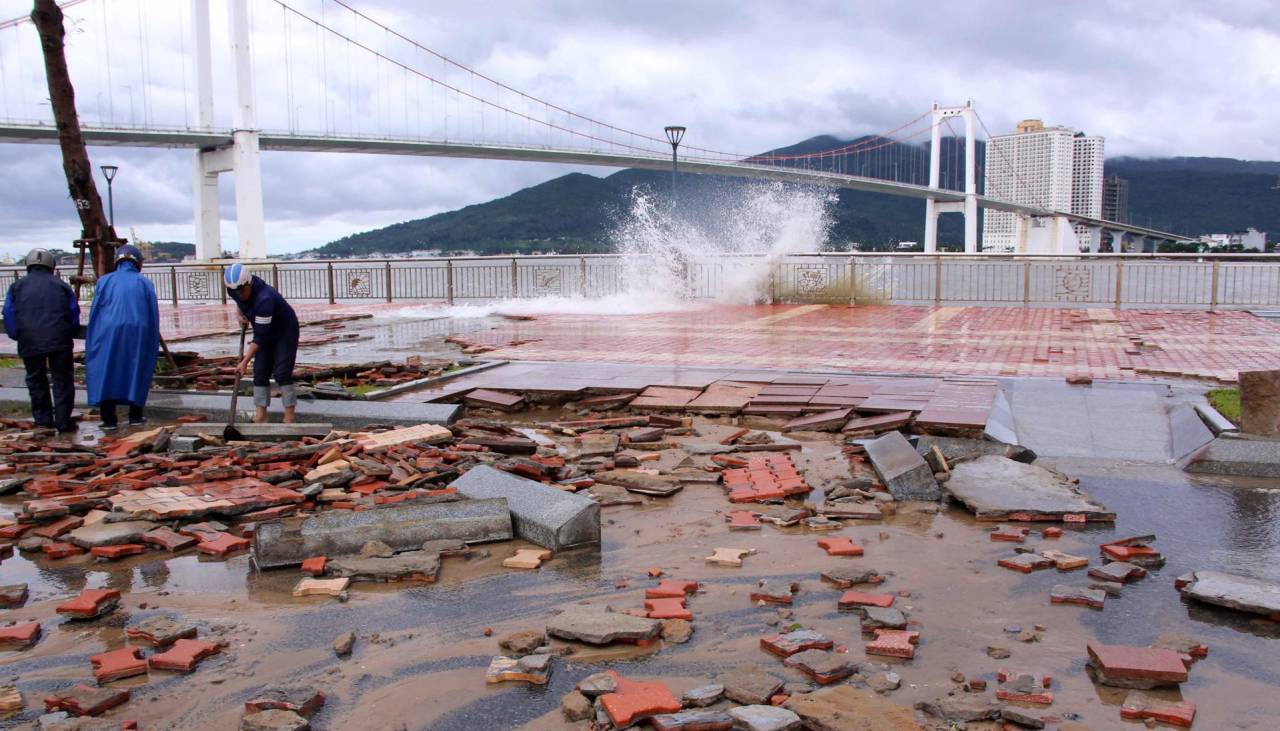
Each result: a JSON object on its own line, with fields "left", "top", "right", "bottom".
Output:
{"left": 193, "top": 0, "right": 214, "bottom": 129}
{"left": 923, "top": 104, "right": 941, "bottom": 253}
{"left": 193, "top": 152, "right": 221, "bottom": 260}
{"left": 962, "top": 101, "right": 978, "bottom": 253}
{"left": 228, "top": 0, "right": 266, "bottom": 259}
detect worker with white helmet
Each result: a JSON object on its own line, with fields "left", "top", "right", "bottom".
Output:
{"left": 2, "top": 248, "right": 82, "bottom": 432}
{"left": 224, "top": 262, "right": 300, "bottom": 423}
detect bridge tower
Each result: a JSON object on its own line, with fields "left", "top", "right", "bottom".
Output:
{"left": 191, "top": 0, "right": 266, "bottom": 261}
{"left": 923, "top": 100, "right": 978, "bottom": 254}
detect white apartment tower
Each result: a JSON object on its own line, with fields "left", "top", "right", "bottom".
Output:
{"left": 982, "top": 119, "right": 1105, "bottom": 252}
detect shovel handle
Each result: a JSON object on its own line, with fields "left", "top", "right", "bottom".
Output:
{"left": 229, "top": 326, "right": 247, "bottom": 428}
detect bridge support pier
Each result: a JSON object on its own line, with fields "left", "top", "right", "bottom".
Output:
{"left": 189, "top": 0, "right": 266, "bottom": 261}
{"left": 1085, "top": 225, "right": 1102, "bottom": 254}
{"left": 923, "top": 101, "right": 978, "bottom": 253}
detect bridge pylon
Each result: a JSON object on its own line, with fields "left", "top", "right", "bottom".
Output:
{"left": 923, "top": 100, "right": 978, "bottom": 254}
{"left": 191, "top": 0, "right": 266, "bottom": 261}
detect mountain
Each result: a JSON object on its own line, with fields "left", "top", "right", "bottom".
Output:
{"left": 309, "top": 141, "right": 1277, "bottom": 257}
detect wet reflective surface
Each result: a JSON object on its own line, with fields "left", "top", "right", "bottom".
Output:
{"left": 0, "top": 428, "right": 1277, "bottom": 729}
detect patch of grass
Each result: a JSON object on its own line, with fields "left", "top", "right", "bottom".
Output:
{"left": 1206, "top": 387, "right": 1240, "bottom": 425}
{"left": 348, "top": 383, "right": 381, "bottom": 397}
{"left": 0, "top": 357, "right": 21, "bottom": 369}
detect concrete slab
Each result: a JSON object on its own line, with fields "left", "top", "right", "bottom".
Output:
{"left": 1009, "top": 381, "right": 1170, "bottom": 461}
{"left": 1169, "top": 403, "right": 1214, "bottom": 465}
{"left": 451, "top": 465, "right": 600, "bottom": 551}
{"left": 945, "top": 456, "right": 1114, "bottom": 522}
{"left": 66, "top": 520, "right": 158, "bottom": 549}
{"left": 1184, "top": 435, "right": 1280, "bottom": 477}
{"left": 252, "top": 497, "right": 512, "bottom": 569}
{"left": 864, "top": 431, "right": 939, "bottom": 501}
{"left": 545, "top": 609, "right": 661, "bottom": 645}
{"left": 1177, "top": 570, "right": 1280, "bottom": 619}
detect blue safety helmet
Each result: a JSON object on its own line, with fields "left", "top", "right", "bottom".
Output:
{"left": 224, "top": 262, "right": 253, "bottom": 291}
{"left": 115, "top": 244, "right": 144, "bottom": 270}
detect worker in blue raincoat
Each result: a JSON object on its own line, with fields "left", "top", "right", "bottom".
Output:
{"left": 225, "top": 261, "right": 300, "bottom": 424}
{"left": 84, "top": 245, "right": 160, "bottom": 430}
{"left": 3, "top": 248, "right": 82, "bottom": 432}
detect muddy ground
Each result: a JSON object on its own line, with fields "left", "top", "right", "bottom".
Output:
{"left": 0, "top": 413, "right": 1277, "bottom": 730}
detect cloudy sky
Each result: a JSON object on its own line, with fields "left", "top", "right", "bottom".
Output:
{"left": 0, "top": 0, "right": 1275, "bottom": 258}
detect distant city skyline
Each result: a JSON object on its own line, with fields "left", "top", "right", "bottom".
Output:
{"left": 0, "top": 0, "right": 1275, "bottom": 255}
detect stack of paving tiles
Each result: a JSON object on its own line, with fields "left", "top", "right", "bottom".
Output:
{"left": 722, "top": 454, "right": 810, "bottom": 503}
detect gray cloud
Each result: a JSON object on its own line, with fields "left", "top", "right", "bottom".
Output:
{"left": 0, "top": 0, "right": 1274, "bottom": 257}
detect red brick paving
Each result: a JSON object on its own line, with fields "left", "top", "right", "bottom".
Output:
{"left": 459, "top": 304, "right": 1280, "bottom": 383}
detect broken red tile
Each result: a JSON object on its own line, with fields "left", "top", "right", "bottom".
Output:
{"left": 44, "top": 684, "right": 130, "bottom": 716}
{"left": 148, "top": 638, "right": 222, "bottom": 672}
{"left": 31, "top": 515, "right": 83, "bottom": 540}
{"left": 817, "top": 537, "right": 864, "bottom": 557}
{"left": 998, "top": 554, "right": 1054, "bottom": 573}
{"left": 645, "top": 597, "right": 693, "bottom": 621}
{"left": 725, "top": 511, "right": 762, "bottom": 530}
{"left": 990, "top": 525, "right": 1030, "bottom": 543}
{"left": 56, "top": 588, "right": 122, "bottom": 619}
{"left": 0, "top": 621, "right": 41, "bottom": 650}
{"left": 195, "top": 532, "right": 250, "bottom": 557}
{"left": 719, "top": 428, "right": 750, "bottom": 445}
{"left": 647, "top": 567, "right": 664, "bottom": 578}
{"left": 1087, "top": 644, "right": 1189, "bottom": 685}
{"left": 90, "top": 544, "right": 147, "bottom": 561}
{"left": 760, "top": 629, "right": 833, "bottom": 657}
{"left": 42, "top": 541, "right": 86, "bottom": 559}
{"left": 865, "top": 629, "right": 919, "bottom": 659}
{"left": 301, "top": 556, "right": 327, "bottom": 576}
{"left": 1100, "top": 543, "right": 1163, "bottom": 565}
{"left": 838, "top": 591, "right": 895, "bottom": 610}
{"left": 141, "top": 527, "right": 197, "bottom": 552}
{"left": 244, "top": 688, "right": 326, "bottom": 717}
{"left": 1120, "top": 691, "right": 1196, "bottom": 728}
{"left": 90, "top": 647, "right": 148, "bottom": 683}
{"left": 1042, "top": 526, "right": 1063, "bottom": 538}
{"left": 646, "top": 580, "right": 699, "bottom": 599}
{"left": 598, "top": 670, "right": 682, "bottom": 727}
{"left": 750, "top": 585, "right": 796, "bottom": 605}
{"left": 175, "top": 414, "right": 207, "bottom": 424}
{"left": 995, "top": 671, "right": 1054, "bottom": 704}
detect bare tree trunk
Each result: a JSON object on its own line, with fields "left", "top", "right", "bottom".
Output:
{"left": 31, "top": 0, "right": 117, "bottom": 278}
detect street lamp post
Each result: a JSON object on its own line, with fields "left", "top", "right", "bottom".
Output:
{"left": 664, "top": 125, "right": 685, "bottom": 204}
{"left": 100, "top": 164, "right": 119, "bottom": 228}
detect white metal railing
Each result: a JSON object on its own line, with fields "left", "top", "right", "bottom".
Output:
{"left": 3, "top": 252, "right": 1278, "bottom": 310}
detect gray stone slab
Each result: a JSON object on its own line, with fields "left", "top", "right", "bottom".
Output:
{"left": 1177, "top": 570, "right": 1280, "bottom": 618}
{"left": 1011, "top": 380, "right": 1171, "bottom": 461}
{"left": 727, "top": 705, "right": 801, "bottom": 731}
{"left": 545, "top": 609, "right": 660, "bottom": 645}
{"left": 0, "top": 387, "right": 459, "bottom": 429}
{"left": 1170, "top": 403, "right": 1214, "bottom": 465}
{"left": 945, "top": 455, "right": 1114, "bottom": 521}
{"left": 1184, "top": 435, "right": 1280, "bottom": 477}
{"left": 864, "top": 431, "right": 939, "bottom": 500}
{"left": 1193, "top": 401, "right": 1237, "bottom": 436}
{"left": 451, "top": 465, "right": 599, "bottom": 551}
{"left": 252, "top": 497, "right": 511, "bottom": 569}
{"left": 915, "top": 435, "right": 1036, "bottom": 465}
{"left": 327, "top": 551, "right": 442, "bottom": 582}
{"left": 66, "top": 520, "right": 157, "bottom": 549}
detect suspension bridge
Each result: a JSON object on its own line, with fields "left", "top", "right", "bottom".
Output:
{"left": 0, "top": 0, "right": 1192, "bottom": 259}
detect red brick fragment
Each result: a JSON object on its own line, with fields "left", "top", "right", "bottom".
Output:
{"left": 644, "top": 597, "right": 692, "bottom": 621}
{"left": 598, "top": 671, "right": 682, "bottom": 727}
{"left": 90, "top": 646, "right": 148, "bottom": 683}
{"left": 44, "top": 683, "right": 130, "bottom": 716}
{"left": 990, "top": 525, "right": 1030, "bottom": 543}
{"left": 1087, "top": 644, "right": 1189, "bottom": 684}
{"left": 726, "top": 511, "right": 762, "bottom": 530}
{"left": 42, "top": 541, "right": 86, "bottom": 559}
{"left": 142, "top": 527, "right": 197, "bottom": 552}
{"left": 31, "top": 515, "right": 83, "bottom": 539}
{"left": 0, "top": 621, "right": 41, "bottom": 650}
{"left": 865, "top": 629, "right": 919, "bottom": 659}
{"left": 148, "top": 638, "right": 222, "bottom": 672}
{"left": 1042, "top": 526, "right": 1063, "bottom": 538}
{"left": 91, "top": 544, "right": 147, "bottom": 561}
{"left": 817, "top": 536, "right": 864, "bottom": 556}
{"left": 56, "top": 588, "right": 122, "bottom": 619}
{"left": 195, "top": 532, "right": 250, "bottom": 557}
{"left": 838, "top": 591, "right": 895, "bottom": 610}
{"left": 301, "top": 556, "right": 327, "bottom": 576}
{"left": 1120, "top": 692, "right": 1196, "bottom": 728}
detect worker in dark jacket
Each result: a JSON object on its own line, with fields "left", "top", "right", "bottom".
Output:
{"left": 2, "top": 248, "right": 81, "bottom": 432}
{"left": 224, "top": 262, "right": 300, "bottom": 423}
{"left": 84, "top": 245, "right": 161, "bottom": 429}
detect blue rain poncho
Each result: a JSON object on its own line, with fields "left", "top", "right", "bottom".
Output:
{"left": 84, "top": 260, "right": 160, "bottom": 406}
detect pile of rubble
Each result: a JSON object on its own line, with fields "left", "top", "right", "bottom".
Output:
{"left": 151, "top": 355, "right": 459, "bottom": 398}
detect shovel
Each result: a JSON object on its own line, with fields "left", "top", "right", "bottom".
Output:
{"left": 224, "top": 326, "right": 247, "bottom": 441}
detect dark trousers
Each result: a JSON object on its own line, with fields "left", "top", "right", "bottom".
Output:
{"left": 22, "top": 349, "right": 75, "bottom": 431}
{"left": 100, "top": 400, "right": 144, "bottom": 427}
